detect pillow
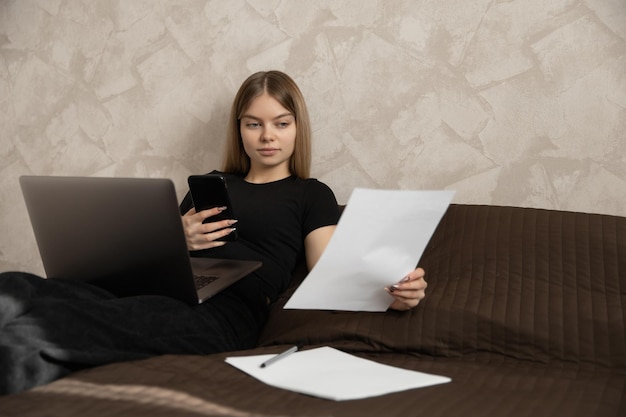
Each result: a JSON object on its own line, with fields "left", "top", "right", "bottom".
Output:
{"left": 258, "top": 204, "right": 626, "bottom": 367}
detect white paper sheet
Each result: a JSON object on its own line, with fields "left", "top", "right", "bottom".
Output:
{"left": 225, "top": 346, "right": 451, "bottom": 401}
{"left": 284, "top": 188, "right": 455, "bottom": 311}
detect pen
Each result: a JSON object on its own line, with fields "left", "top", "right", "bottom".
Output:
{"left": 260, "top": 345, "right": 299, "bottom": 368}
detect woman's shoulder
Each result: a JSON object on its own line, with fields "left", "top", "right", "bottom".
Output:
{"left": 296, "top": 177, "right": 337, "bottom": 204}
{"left": 296, "top": 176, "right": 328, "bottom": 186}
{"left": 295, "top": 176, "right": 333, "bottom": 192}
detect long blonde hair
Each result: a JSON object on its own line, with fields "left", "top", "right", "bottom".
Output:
{"left": 221, "top": 71, "right": 312, "bottom": 179}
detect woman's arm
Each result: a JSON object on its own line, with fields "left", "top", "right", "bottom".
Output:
{"left": 303, "top": 225, "right": 336, "bottom": 270}
{"left": 303, "top": 225, "right": 428, "bottom": 311}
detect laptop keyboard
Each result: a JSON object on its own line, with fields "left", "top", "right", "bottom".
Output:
{"left": 194, "top": 274, "right": 219, "bottom": 290}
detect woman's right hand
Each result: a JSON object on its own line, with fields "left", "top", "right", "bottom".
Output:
{"left": 181, "top": 207, "right": 238, "bottom": 251}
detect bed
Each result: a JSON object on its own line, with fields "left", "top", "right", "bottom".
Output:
{"left": 1, "top": 204, "right": 624, "bottom": 416}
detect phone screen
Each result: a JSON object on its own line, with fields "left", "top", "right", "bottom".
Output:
{"left": 187, "top": 174, "right": 237, "bottom": 241}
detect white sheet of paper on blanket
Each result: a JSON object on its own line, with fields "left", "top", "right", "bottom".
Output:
{"left": 284, "top": 188, "right": 455, "bottom": 311}
{"left": 225, "top": 346, "right": 451, "bottom": 401}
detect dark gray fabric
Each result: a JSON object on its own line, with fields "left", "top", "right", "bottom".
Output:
{"left": 0, "top": 272, "right": 267, "bottom": 395}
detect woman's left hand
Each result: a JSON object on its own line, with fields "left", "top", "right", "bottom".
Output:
{"left": 385, "top": 267, "right": 427, "bottom": 311}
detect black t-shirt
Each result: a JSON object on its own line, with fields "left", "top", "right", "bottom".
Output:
{"left": 180, "top": 173, "right": 339, "bottom": 302}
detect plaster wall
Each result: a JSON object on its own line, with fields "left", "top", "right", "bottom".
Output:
{"left": 1, "top": 0, "right": 625, "bottom": 274}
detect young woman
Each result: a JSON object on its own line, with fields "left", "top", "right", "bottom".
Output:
{"left": 181, "top": 71, "right": 427, "bottom": 310}
{"left": 0, "top": 71, "right": 427, "bottom": 395}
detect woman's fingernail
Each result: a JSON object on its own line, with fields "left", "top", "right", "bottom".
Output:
{"left": 401, "top": 276, "right": 410, "bottom": 282}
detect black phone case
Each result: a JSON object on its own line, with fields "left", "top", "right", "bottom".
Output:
{"left": 187, "top": 174, "right": 238, "bottom": 241}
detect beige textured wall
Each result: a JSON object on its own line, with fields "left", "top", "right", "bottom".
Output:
{"left": 1, "top": 0, "right": 625, "bottom": 275}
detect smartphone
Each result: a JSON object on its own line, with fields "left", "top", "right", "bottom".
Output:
{"left": 187, "top": 174, "right": 238, "bottom": 241}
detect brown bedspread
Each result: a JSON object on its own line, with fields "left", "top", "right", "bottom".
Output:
{"left": 1, "top": 204, "right": 624, "bottom": 416}
{"left": 0, "top": 350, "right": 623, "bottom": 417}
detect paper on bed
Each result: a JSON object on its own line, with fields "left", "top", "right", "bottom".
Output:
{"left": 225, "top": 346, "right": 451, "bottom": 401}
{"left": 284, "top": 188, "right": 455, "bottom": 311}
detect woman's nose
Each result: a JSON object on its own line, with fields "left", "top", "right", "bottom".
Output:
{"left": 261, "top": 127, "right": 274, "bottom": 142}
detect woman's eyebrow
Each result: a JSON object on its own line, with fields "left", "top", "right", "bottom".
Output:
{"left": 241, "top": 112, "right": 294, "bottom": 121}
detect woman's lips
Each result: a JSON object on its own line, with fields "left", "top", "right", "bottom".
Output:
{"left": 258, "top": 148, "right": 279, "bottom": 156}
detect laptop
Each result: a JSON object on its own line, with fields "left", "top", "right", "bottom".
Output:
{"left": 19, "top": 175, "right": 262, "bottom": 305}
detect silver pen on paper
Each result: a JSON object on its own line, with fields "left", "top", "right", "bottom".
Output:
{"left": 260, "top": 345, "right": 299, "bottom": 368}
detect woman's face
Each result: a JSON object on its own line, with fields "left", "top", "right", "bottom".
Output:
{"left": 239, "top": 93, "right": 297, "bottom": 178}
